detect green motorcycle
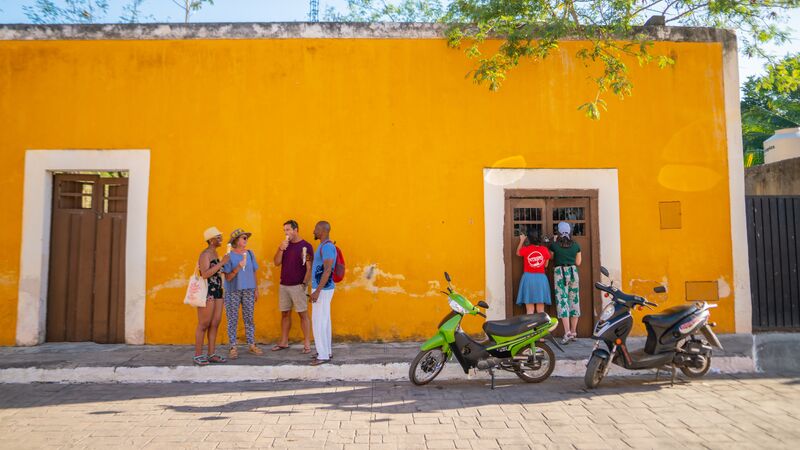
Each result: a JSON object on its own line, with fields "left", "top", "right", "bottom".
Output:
{"left": 409, "top": 272, "right": 561, "bottom": 389}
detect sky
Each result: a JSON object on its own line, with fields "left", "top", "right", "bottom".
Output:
{"left": 1, "top": 0, "right": 799, "bottom": 82}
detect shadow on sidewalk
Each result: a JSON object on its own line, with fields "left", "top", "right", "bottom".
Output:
{"left": 2, "top": 373, "right": 797, "bottom": 418}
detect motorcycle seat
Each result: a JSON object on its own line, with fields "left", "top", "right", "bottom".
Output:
{"left": 643, "top": 304, "right": 698, "bottom": 330}
{"left": 483, "top": 313, "right": 551, "bottom": 337}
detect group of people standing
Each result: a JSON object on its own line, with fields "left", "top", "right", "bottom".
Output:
{"left": 194, "top": 220, "right": 337, "bottom": 367}
{"left": 515, "top": 221, "right": 583, "bottom": 344}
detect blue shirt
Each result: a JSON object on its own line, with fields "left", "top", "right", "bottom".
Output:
{"left": 223, "top": 250, "right": 259, "bottom": 292}
{"left": 312, "top": 241, "right": 336, "bottom": 290}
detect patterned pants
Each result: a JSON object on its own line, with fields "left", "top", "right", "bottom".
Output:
{"left": 554, "top": 266, "right": 580, "bottom": 318}
{"left": 225, "top": 288, "right": 256, "bottom": 346}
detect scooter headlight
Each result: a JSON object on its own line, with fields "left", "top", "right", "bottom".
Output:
{"left": 599, "top": 303, "right": 615, "bottom": 322}
{"left": 448, "top": 299, "right": 469, "bottom": 315}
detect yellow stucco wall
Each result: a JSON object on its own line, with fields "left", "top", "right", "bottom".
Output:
{"left": 0, "top": 37, "right": 735, "bottom": 345}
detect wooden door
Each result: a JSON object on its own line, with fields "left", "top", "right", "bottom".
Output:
{"left": 504, "top": 191, "right": 599, "bottom": 337}
{"left": 47, "top": 173, "right": 128, "bottom": 343}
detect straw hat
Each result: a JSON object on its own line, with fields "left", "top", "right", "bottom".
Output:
{"left": 229, "top": 228, "right": 252, "bottom": 244}
{"left": 203, "top": 226, "right": 223, "bottom": 242}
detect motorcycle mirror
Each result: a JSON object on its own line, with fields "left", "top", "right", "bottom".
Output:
{"left": 653, "top": 286, "right": 667, "bottom": 294}
{"left": 477, "top": 301, "right": 489, "bottom": 309}
{"left": 444, "top": 272, "right": 451, "bottom": 283}
{"left": 600, "top": 266, "right": 609, "bottom": 277}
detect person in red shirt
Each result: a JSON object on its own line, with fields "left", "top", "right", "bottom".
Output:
{"left": 516, "top": 228, "right": 552, "bottom": 314}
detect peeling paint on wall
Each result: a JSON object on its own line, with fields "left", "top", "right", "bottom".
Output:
{"left": 147, "top": 274, "right": 189, "bottom": 299}
{"left": 343, "top": 264, "right": 407, "bottom": 295}
{"left": 718, "top": 276, "right": 731, "bottom": 298}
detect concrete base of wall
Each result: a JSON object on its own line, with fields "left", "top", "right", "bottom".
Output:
{"left": 755, "top": 333, "right": 800, "bottom": 374}
{"left": 0, "top": 335, "right": 758, "bottom": 384}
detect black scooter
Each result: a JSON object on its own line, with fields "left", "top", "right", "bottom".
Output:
{"left": 584, "top": 266, "right": 723, "bottom": 388}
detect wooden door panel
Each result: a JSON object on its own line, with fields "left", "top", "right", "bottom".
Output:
{"left": 69, "top": 211, "right": 97, "bottom": 342}
{"left": 93, "top": 178, "right": 128, "bottom": 343}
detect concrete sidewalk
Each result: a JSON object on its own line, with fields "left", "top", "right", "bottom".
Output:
{"left": 0, "top": 335, "right": 756, "bottom": 383}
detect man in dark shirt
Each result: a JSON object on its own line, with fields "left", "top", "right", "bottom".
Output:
{"left": 272, "top": 220, "right": 314, "bottom": 354}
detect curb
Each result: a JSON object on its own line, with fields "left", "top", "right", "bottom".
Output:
{"left": 0, "top": 356, "right": 756, "bottom": 384}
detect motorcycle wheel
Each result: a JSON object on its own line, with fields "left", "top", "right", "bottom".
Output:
{"left": 584, "top": 354, "right": 607, "bottom": 389}
{"left": 409, "top": 349, "right": 446, "bottom": 386}
{"left": 514, "top": 341, "right": 555, "bottom": 383}
{"left": 680, "top": 353, "right": 712, "bottom": 378}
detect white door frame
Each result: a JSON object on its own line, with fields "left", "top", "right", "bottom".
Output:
{"left": 483, "top": 168, "right": 622, "bottom": 321}
{"left": 16, "top": 150, "right": 150, "bottom": 345}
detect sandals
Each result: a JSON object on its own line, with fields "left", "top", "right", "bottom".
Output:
{"left": 310, "top": 358, "right": 329, "bottom": 366}
{"left": 301, "top": 346, "right": 311, "bottom": 354}
{"left": 193, "top": 355, "right": 209, "bottom": 366}
{"left": 208, "top": 353, "right": 227, "bottom": 364}
{"left": 249, "top": 344, "right": 264, "bottom": 355}
{"left": 228, "top": 346, "right": 239, "bottom": 360}
{"left": 560, "top": 332, "right": 578, "bottom": 345}
{"left": 271, "top": 344, "right": 290, "bottom": 352}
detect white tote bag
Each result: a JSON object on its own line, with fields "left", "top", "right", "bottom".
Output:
{"left": 183, "top": 266, "right": 208, "bottom": 308}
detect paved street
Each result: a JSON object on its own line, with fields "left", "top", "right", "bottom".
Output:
{"left": 1, "top": 375, "right": 798, "bottom": 449}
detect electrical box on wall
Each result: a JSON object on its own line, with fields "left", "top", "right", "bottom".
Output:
{"left": 659, "top": 201, "right": 682, "bottom": 229}
{"left": 686, "top": 281, "right": 719, "bottom": 301}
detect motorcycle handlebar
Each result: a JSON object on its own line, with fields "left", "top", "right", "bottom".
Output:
{"left": 595, "top": 282, "right": 658, "bottom": 308}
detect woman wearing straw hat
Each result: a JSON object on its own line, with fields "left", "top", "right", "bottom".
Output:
{"left": 222, "top": 228, "right": 264, "bottom": 359}
{"left": 194, "top": 227, "right": 230, "bottom": 366}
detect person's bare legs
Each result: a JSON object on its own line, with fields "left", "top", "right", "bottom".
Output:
{"left": 570, "top": 316, "right": 579, "bottom": 339}
{"left": 298, "top": 311, "right": 311, "bottom": 351}
{"left": 525, "top": 304, "right": 535, "bottom": 314}
{"left": 535, "top": 303, "right": 546, "bottom": 313}
{"left": 195, "top": 304, "right": 213, "bottom": 356}
{"left": 279, "top": 310, "right": 292, "bottom": 347}
{"left": 560, "top": 318, "right": 572, "bottom": 337}
{"left": 206, "top": 299, "right": 224, "bottom": 356}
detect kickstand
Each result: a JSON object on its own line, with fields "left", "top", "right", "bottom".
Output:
{"left": 670, "top": 364, "right": 676, "bottom": 386}
{"left": 654, "top": 367, "right": 661, "bottom": 381}
{"left": 489, "top": 368, "right": 495, "bottom": 390}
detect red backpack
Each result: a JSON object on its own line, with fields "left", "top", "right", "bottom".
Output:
{"left": 324, "top": 241, "right": 346, "bottom": 283}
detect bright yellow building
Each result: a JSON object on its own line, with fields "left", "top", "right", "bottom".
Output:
{"left": 0, "top": 23, "right": 751, "bottom": 346}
